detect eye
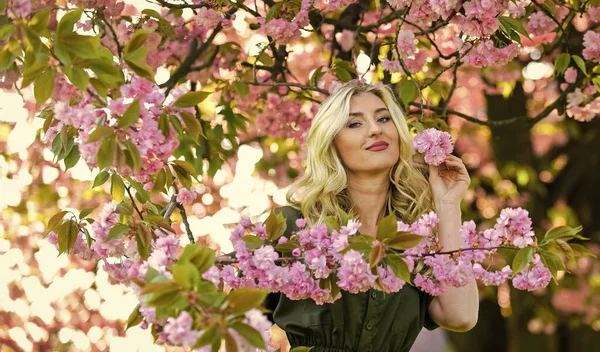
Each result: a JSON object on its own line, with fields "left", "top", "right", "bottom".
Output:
{"left": 348, "top": 121, "right": 362, "bottom": 128}
{"left": 378, "top": 116, "right": 391, "bottom": 123}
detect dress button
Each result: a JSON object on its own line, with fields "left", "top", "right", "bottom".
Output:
{"left": 366, "top": 322, "right": 373, "bottom": 330}
{"left": 371, "top": 291, "right": 377, "bottom": 299}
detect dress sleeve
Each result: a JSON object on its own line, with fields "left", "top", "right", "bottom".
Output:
{"left": 419, "top": 289, "right": 439, "bottom": 331}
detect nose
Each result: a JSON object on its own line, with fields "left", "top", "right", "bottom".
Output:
{"left": 367, "top": 118, "right": 383, "bottom": 137}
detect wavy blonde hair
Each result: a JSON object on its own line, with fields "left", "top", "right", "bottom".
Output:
{"left": 286, "top": 80, "right": 433, "bottom": 226}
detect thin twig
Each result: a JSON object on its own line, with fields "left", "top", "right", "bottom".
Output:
{"left": 177, "top": 203, "right": 195, "bottom": 243}
{"left": 162, "top": 194, "right": 178, "bottom": 219}
{"left": 125, "top": 185, "right": 144, "bottom": 219}
{"left": 214, "top": 245, "right": 520, "bottom": 264}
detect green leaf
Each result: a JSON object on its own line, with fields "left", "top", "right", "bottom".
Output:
{"left": 223, "top": 331, "right": 239, "bottom": 352}
{"left": 376, "top": 214, "right": 398, "bottom": 241}
{"left": 192, "top": 323, "right": 218, "bottom": 349}
{"left": 231, "top": 322, "right": 266, "bottom": 349}
{"left": 172, "top": 261, "right": 201, "bottom": 290}
{"left": 125, "top": 57, "right": 155, "bottom": 83}
{"left": 324, "top": 215, "right": 340, "bottom": 232}
{"left": 63, "top": 145, "right": 80, "bottom": 171}
{"left": 57, "top": 8, "right": 83, "bottom": 37}
{"left": 339, "top": 241, "right": 371, "bottom": 255}
{"left": 106, "top": 223, "right": 129, "bottom": 242}
{"left": 61, "top": 65, "right": 89, "bottom": 91}
{"left": 47, "top": 210, "right": 68, "bottom": 234}
{"left": 0, "top": 23, "right": 14, "bottom": 40}
{"left": 542, "top": 225, "right": 584, "bottom": 245}
{"left": 554, "top": 239, "right": 576, "bottom": 266}
{"left": 539, "top": 248, "right": 566, "bottom": 283}
{"left": 227, "top": 287, "right": 269, "bottom": 315}
{"left": 89, "top": 77, "right": 108, "bottom": 98}
{"left": 124, "top": 140, "right": 142, "bottom": 172}
{"left": 399, "top": 79, "right": 418, "bottom": 109}
{"left": 242, "top": 235, "right": 265, "bottom": 249}
{"left": 124, "top": 176, "right": 151, "bottom": 204}
{"left": 172, "top": 160, "right": 199, "bottom": 179}
{"left": 172, "top": 164, "right": 192, "bottom": 189}
{"left": 158, "top": 113, "right": 170, "bottom": 137}
{"left": 385, "top": 232, "right": 425, "bottom": 250}
{"left": 368, "top": 241, "right": 386, "bottom": 269}
{"left": 97, "top": 138, "right": 116, "bottom": 170}
{"left": 554, "top": 53, "right": 571, "bottom": 75}
{"left": 179, "top": 244, "right": 216, "bottom": 276}
{"left": 498, "top": 16, "right": 529, "bottom": 38}
{"left": 92, "top": 170, "right": 110, "bottom": 188}
{"left": 136, "top": 224, "right": 152, "bottom": 260}
{"left": 290, "top": 347, "right": 314, "bottom": 352}
{"left": 179, "top": 111, "right": 203, "bottom": 141}
{"left": 118, "top": 99, "right": 141, "bottom": 129}
{"left": 334, "top": 66, "right": 352, "bottom": 82}
{"left": 79, "top": 208, "right": 94, "bottom": 219}
{"left": 58, "top": 220, "right": 79, "bottom": 254}
{"left": 152, "top": 168, "right": 166, "bottom": 193}
{"left": 124, "top": 29, "right": 152, "bottom": 56}
{"left": 34, "top": 68, "right": 56, "bottom": 105}
{"left": 572, "top": 55, "right": 587, "bottom": 76}
{"left": 125, "top": 304, "right": 143, "bottom": 330}
{"left": 110, "top": 173, "right": 125, "bottom": 203}
{"left": 511, "top": 247, "right": 533, "bottom": 277}
{"left": 87, "top": 126, "right": 114, "bottom": 143}
{"left": 197, "top": 291, "right": 227, "bottom": 308}
{"left": 570, "top": 244, "right": 597, "bottom": 259}
{"left": 116, "top": 201, "right": 133, "bottom": 216}
{"left": 174, "top": 91, "right": 211, "bottom": 108}
{"left": 275, "top": 242, "right": 300, "bottom": 253}
{"left": 232, "top": 81, "right": 249, "bottom": 96}
{"left": 266, "top": 209, "right": 287, "bottom": 242}
{"left": 0, "top": 49, "right": 16, "bottom": 73}
{"left": 386, "top": 254, "right": 412, "bottom": 283}
{"left": 29, "top": 9, "right": 50, "bottom": 34}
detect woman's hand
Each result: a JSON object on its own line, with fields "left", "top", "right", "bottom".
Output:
{"left": 428, "top": 154, "right": 470, "bottom": 206}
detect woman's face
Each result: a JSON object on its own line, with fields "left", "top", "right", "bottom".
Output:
{"left": 333, "top": 93, "right": 400, "bottom": 175}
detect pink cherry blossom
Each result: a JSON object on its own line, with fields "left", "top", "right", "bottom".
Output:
{"left": 526, "top": 11, "right": 557, "bottom": 36}
{"left": 336, "top": 30, "right": 356, "bottom": 52}
{"left": 336, "top": 250, "right": 377, "bottom": 293}
{"left": 176, "top": 188, "right": 197, "bottom": 205}
{"left": 162, "top": 311, "right": 202, "bottom": 347}
{"left": 512, "top": 254, "right": 552, "bottom": 291}
{"left": 396, "top": 30, "right": 416, "bottom": 59}
{"left": 582, "top": 30, "right": 600, "bottom": 62}
{"left": 413, "top": 128, "right": 454, "bottom": 166}
{"left": 564, "top": 67, "right": 577, "bottom": 84}
{"left": 589, "top": 7, "right": 600, "bottom": 22}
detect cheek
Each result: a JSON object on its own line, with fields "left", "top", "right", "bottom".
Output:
{"left": 334, "top": 132, "right": 356, "bottom": 162}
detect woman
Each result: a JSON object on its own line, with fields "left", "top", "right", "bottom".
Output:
{"left": 264, "top": 80, "right": 479, "bottom": 352}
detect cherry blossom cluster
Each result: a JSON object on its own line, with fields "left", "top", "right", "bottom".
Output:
{"left": 413, "top": 128, "right": 454, "bottom": 166}
{"left": 47, "top": 77, "right": 182, "bottom": 181}
{"left": 188, "top": 205, "right": 552, "bottom": 310}
{"left": 566, "top": 85, "right": 600, "bottom": 123}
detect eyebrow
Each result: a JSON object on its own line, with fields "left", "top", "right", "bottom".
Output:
{"left": 349, "top": 107, "right": 390, "bottom": 117}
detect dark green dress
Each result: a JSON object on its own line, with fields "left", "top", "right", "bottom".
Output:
{"left": 263, "top": 206, "right": 438, "bottom": 352}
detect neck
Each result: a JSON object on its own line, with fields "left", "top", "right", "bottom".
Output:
{"left": 345, "top": 170, "right": 391, "bottom": 229}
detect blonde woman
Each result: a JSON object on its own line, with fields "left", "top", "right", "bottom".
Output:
{"left": 263, "top": 80, "right": 479, "bottom": 352}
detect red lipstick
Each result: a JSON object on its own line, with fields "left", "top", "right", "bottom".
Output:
{"left": 366, "top": 141, "right": 389, "bottom": 151}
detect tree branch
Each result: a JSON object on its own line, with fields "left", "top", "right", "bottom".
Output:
{"left": 177, "top": 203, "right": 195, "bottom": 243}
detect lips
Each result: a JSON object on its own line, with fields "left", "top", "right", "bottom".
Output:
{"left": 366, "top": 141, "right": 389, "bottom": 151}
